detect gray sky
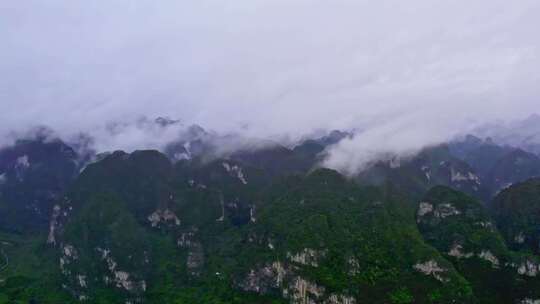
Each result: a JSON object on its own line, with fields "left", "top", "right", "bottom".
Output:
{"left": 2, "top": 0, "right": 540, "bottom": 172}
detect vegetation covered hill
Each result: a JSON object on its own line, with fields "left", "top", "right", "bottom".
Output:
{"left": 418, "top": 186, "right": 540, "bottom": 303}
{"left": 491, "top": 178, "right": 540, "bottom": 254}
{"left": 1, "top": 133, "right": 540, "bottom": 303}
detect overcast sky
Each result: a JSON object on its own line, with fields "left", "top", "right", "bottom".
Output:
{"left": 2, "top": 0, "right": 540, "bottom": 171}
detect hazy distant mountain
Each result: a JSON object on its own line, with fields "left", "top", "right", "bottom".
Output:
{"left": 449, "top": 135, "right": 540, "bottom": 198}
{"left": 473, "top": 114, "right": 540, "bottom": 155}
{"left": 356, "top": 144, "right": 486, "bottom": 201}
{"left": 0, "top": 137, "right": 80, "bottom": 233}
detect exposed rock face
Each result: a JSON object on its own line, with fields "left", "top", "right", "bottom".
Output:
{"left": 268, "top": 239, "right": 275, "bottom": 250}
{"left": 239, "top": 260, "right": 356, "bottom": 304}
{"left": 325, "top": 294, "right": 356, "bottom": 304}
{"left": 77, "top": 274, "right": 88, "bottom": 288}
{"left": 63, "top": 244, "right": 78, "bottom": 260}
{"left": 515, "top": 232, "right": 526, "bottom": 244}
{"left": 16, "top": 155, "right": 30, "bottom": 170}
{"left": 176, "top": 228, "right": 205, "bottom": 275}
{"left": 474, "top": 221, "right": 494, "bottom": 230}
{"left": 287, "top": 248, "right": 327, "bottom": 267}
{"left": 447, "top": 244, "right": 473, "bottom": 259}
{"left": 250, "top": 205, "right": 256, "bottom": 223}
{"left": 434, "top": 203, "right": 461, "bottom": 218}
{"left": 517, "top": 259, "right": 540, "bottom": 277}
{"left": 177, "top": 231, "right": 196, "bottom": 248}
{"left": 478, "top": 250, "right": 499, "bottom": 268}
{"left": 16, "top": 155, "right": 30, "bottom": 167}
{"left": 217, "top": 194, "right": 225, "bottom": 222}
{"left": 78, "top": 295, "right": 88, "bottom": 301}
{"left": 59, "top": 243, "right": 91, "bottom": 299}
{"left": 113, "top": 271, "right": 133, "bottom": 291}
{"left": 272, "top": 262, "right": 287, "bottom": 287}
{"left": 417, "top": 202, "right": 460, "bottom": 222}
{"left": 47, "top": 204, "right": 62, "bottom": 244}
{"left": 95, "top": 247, "right": 146, "bottom": 292}
{"left": 222, "top": 162, "right": 248, "bottom": 184}
{"left": 240, "top": 262, "right": 288, "bottom": 293}
{"left": 241, "top": 269, "right": 265, "bottom": 293}
{"left": 186, "top": 242, "right": 204, "bottom": 275}
{"left": 450, "top": 169, "right": 481, "bottom": 185}
{"left": 448, "top": 245, "right": 503, "bottom": 269}
{"left": 421, "top": 166, "right": 431, "bottom": 181}
{"left": 289, "top": 277, "right": 325, "bottom": 304}
{"left": 147, "top": 208, "right": 181, "bottom": 227}
{"left": 413, "top": 260, "right": 448, "bottom": 282}
{"left": 417, "top": 202, "right": 434, "bottom": 219}
{"left": 347, "top": 256, "right": 360, "bottom": 276}
{"left": 521, "top": 298, "right": 540, "bottom": 304}
{"left": 14, "top": 155, "right": 30, "bottom": 181}
{"left": 47, "top": 198, "right": 73, "bottom": 246}
{"left": 96, "top": 247, "right": 117, "bottom": 275}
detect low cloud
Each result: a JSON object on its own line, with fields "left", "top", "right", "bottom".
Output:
{"left": 322, "top": 109, "right": 477, "bottom": 175}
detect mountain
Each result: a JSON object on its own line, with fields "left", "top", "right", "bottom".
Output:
{"left": 488, "top": 150, "right": 540, "bottom": 194}
{"left": 0, "top": 137, "right": 81, "bottom": 233}
{"left": 45, "top": 149, "right": 279, "bottom": 302}
{"left": 22, "top": 153, "right": 477, "bottom": 303}
{"left": 418, "top": 186, "right": 540, "bottom": 303}
{"left": 449, "top": 136, "right": 540, "bottom": 198}
{"left": 449, "top": 135, "right": 512, "bottom": 174}
{"left": 491, "top": 178, "right": 540, "bottom": 255}
{"left": 473, "top": 114, "right": 540, "bottom": 156}
{"left": 165, "top": 127, "right": 350, "bottom": 178}
{"left": 236, "top": 170, "right": 473, "bottom": 304}
{"left": 356, "top": 145, "right": 485, "bottom": 201}
{"left": 1, "top": 128, "right": 540, "bottom": 303}
{"left": 227, "top": 136, "right": 333, "bottom": 178}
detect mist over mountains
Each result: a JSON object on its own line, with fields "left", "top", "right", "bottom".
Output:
{"left": 3, "top": 112, "right": 540, "bottom": 303}
{"left": 3, "top": 0, "right": 540, "bottom": 172}
{"left": 3, "top": 113, "right": 540, "bottom": 179}
{"left": 3, "top": 1, "right": 540, "bottom": 303}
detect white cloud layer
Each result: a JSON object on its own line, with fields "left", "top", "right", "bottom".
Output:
{"left": 1, "top": 0, "right": 539, "bottom": 172}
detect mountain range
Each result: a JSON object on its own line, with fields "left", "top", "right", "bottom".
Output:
{"left": 1, "top": 121, "right": 540, "bottom": 303}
